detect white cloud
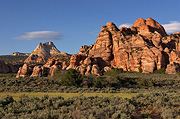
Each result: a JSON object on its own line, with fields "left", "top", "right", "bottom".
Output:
{"left": 88, "top": 31, "right": 99, "bottom": 35}
{"left": 14, "top": 31, "right": 62, "bottom": 40}
{"left": 162, "top": 21, "right": 180, "bottom": 34}
{"left": 119, "top": 23, "right": 133, "bottom": 29}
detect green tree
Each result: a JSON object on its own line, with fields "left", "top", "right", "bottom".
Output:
{"left": 60, "top": 69, "right": 82, "bottom": 87}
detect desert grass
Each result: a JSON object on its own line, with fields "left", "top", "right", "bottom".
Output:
{"left": 0, "top": 92, "right": 138, "bottom": 101}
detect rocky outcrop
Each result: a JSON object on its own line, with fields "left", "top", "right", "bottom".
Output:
{"left": 104, "top": 66, "right": 112, "bottom": 72}
{"left": 0, "top": 60, "right": 18, "bottom": 73}
{"left": 88, "top": 24, "right": 114, "bottom": 67}
{"left": 24, "top": 41, "right": 61, "bottom": 63}
{"left": 73, "top": 18, "right": 179, "bottom": 74}
{"left": 166, "top": 62, "right": 180, "bottom": 74}
{"left": 66, "top": 55, "right": 83, "bottom": 70}
{"left": 30, "top": 65, "right": 44, "bottom": 77}
{"left": 133, "top": 17, "right": 167, "bottom": 37}
{"left": 11, "top": 52, "right": 30, "bottom": 56}
{"left": 91, "top": 64, "right": 102, "bottom": 76}
{"left": 66, "top": 55, "right": 102, "bottom": 76}
{"left": 16, "top": 18, "right": 180, "bottom": 76}
{"left": 16, "top": 64, "right": 32, "bottom": 78}
{"left": 76, "top": 18, "right": 169, "bottom": 73}
{"left": 16, "top": 54, "right": 71, "bottom": 77}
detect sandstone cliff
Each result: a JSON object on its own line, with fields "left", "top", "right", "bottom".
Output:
{"left": 24, "top": 41, "right": 61, "bottom": 63}
{"left": 17, "top": 18, "right": 180, "bottom": 77}
{"left": 73, "top": 18, "right": 180, "bottom": 74}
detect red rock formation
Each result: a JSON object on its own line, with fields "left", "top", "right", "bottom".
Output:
{"left": 16, "top": 53, "right": 71, "bottom": 77}
{"left": 16, "top": 17, "right": 180, "bottom": 76}
{"left": 16, "top": 64, "right": 32, "bottom": 78}
{"left": 30, "top": 65, "right": 42, "bottom": 77}
{"left": 133, "top": 17, "right": 167, "bottom": 37}
{"left": 166, "top": 62, "right": 180, "bottom": 74}
{"left": 24, "top": 41, "right": 61, "bottom": 63}
{"left": 73, "top": 18, "right": 170, "bottom": 74}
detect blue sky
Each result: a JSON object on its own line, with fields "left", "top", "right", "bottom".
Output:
{"left": 0, "top": 0, "right": 180, "bottom": 55}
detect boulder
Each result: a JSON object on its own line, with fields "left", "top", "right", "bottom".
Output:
{"left": 16, "top": 64, "right": 32, "bottom": 78}
{"left": 76, "top": 65, "right": 87, "bottom": 75}
{"left": 66, "top": 54, "right": 82, "bottom": 70}
{"left": 83, "top": 57, "right": 92, "bottom": 66}
{"left": 62, "top": 61, "right": 68, "bottom": 70}
{"left": 166, "top": 62, "right": 180, "bottom": 74}
{"left": 31, "top": 65, "right": 42, "bottom": 77}
{"left": 48, "top": 61, "right": 62, "bottom": 77}
{"left": 104, "top": 66, "right": 112, "bottom": 72}
{"left": 91, "top": 64, "right": 102, "bottom": 76}
{"left": 85, "top": 65, "right": 92, "bottom": 75}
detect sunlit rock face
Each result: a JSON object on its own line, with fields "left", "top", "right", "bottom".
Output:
{"left": 24, "top": 41, "right": 61, "bottom": 63}
{"left": 17, "top": 18, "right": 180, "bottom": 76}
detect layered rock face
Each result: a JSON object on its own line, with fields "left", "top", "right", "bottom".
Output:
{"left": 16, "top": 54, "right": 71, "bottom": 78}
{"left": 16, "top": 18, "right": 180, "bottom": 76}
{"left": 66, "top": 55, "right": 102, "bottom": 76}
{"left": 72, "top": 18, "right": 179, "bottom": 74}
{"left": 24, "top": 41, "right": 61, "bottom": 63}
{"left": 0, "top": 60, "right": 18, "bottom": 73}
{"left": 16, "top": 64, "right": 32, "bottom": 78}
{"left": 133, "top": 17, "right": 167, "bottom": 37}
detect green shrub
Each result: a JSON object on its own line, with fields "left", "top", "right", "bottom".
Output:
{"left": 60, "top": 69, "right": 83, "bottom": 87}
{"left": 153, "top": 67, "right": 165, "bottom": 74}
{"left": 0, "top": 95, "right": 14, "bottom": 107}
{"left": 104, "top": 68, "right": 123, "bottom": 76}
{"left": 178, "top": 72, "right": 180, "bottom": 75}
{"left": 93, "top": 76, "right": 110, "bottom": 88}
{"left": 138, "top": 67, "right": 142, "bottom": 73}
{"left": 136, "top": 78, "right": 154, "bottom": 87}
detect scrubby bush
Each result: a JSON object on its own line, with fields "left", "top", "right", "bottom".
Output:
{"left": 59, "top": 69, "right": 83, "bottom": 87}
{"left": 136, "top": 78, "right": 154, "bottom": 87}
{"left": 138, "top": 67, "right": 142, "bottom": 73}
{"left": 0, "top": 95, "right": 136, "bottom": 119}
{"left": 93, "top": 76, "right": 111, "bottom": 88}
{"left": 0, "top": 95, "right": 14, "bottom": 107}
{"left": 104, "top": 68, "right": 123, "bottom": 76}
{"left": 153, "top": 67, "right": 165, "bottom": 74}
{"left": 2, "top": 71, "right": 180, "bottom": 93}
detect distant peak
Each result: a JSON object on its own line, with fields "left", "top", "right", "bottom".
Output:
{"left": 24, "top": 41, "right": 60, "bottom": 63}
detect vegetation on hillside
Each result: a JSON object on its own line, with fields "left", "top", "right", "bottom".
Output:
{"left": 0, "top": 55, "right": 28, "bottom": 63}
